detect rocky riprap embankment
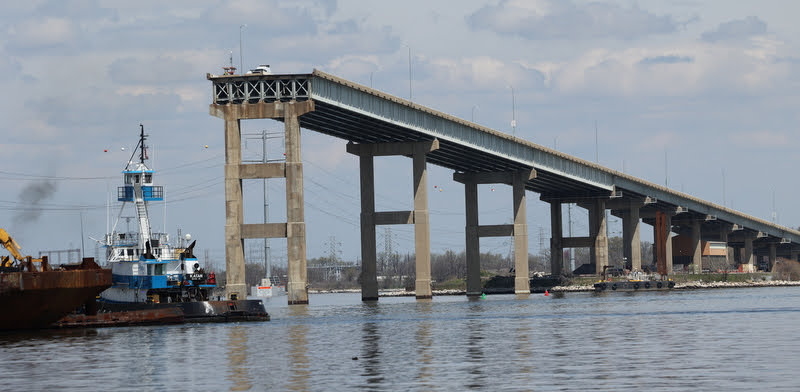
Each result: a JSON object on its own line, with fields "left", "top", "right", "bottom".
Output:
{"left": 307, "top": 288, "right": 465, "bottom": 296}
{"left": 549, "top": 279, "right": 800, "bottom": 292}
{"left": 308, "top": 280, "right": 800, "bottom": 295}
{"left": 675, "top": 280, "right": 800, "bottom": 289}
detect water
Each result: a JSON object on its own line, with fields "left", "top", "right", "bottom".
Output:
{"left": 3, "top": 287, "right": 800, "bottom": 391}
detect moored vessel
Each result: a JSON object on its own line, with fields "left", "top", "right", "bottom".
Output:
{"left": 1, "top": 229, "right": 112, "bottom": 330}
{"left": 593, "top": 279, "right": 675, "bottom": 292}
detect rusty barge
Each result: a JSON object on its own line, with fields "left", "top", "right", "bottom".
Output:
{"left": 0, "top": 256, "right": 113, "bottom": 331}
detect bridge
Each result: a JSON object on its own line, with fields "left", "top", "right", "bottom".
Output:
{"left": 208, "top": 69, "right": 800, "bottom": 304}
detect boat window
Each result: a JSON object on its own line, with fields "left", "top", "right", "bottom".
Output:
{"left": 127, "top": 249, "right": 133, "bottom": 256}
{"left": 134, "top": 175, "right": 140, "bottom": 184}
{"left": 144, "top": 174, "right": 152, "bottom": 183}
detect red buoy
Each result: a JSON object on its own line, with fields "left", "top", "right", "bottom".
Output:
{"left": 544, "top": 290, "right": 549, "bottom": 296}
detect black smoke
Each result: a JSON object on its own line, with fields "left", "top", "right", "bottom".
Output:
{"left": 13, "top": 180, "right": 58, "bottom": 226}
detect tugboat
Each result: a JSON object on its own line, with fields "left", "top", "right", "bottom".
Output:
{"left": 99, "top": 125, "right": 268, "bottom": 322}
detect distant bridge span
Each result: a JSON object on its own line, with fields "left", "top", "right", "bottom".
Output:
{"left": 208, "top": 69, "right": 800, "bottom": 304}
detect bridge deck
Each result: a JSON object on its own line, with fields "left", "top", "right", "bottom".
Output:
{"left": 208, "top": 69, "right": 800, "bottom": 247}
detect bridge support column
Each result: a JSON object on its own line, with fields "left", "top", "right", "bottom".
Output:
{"left": 285, "top": 103, "right": 310, "bottom": 304}
{"left": 512, "top": 172, "right": 530, "bottom": 294}
{"left": 743, "top": 232, "right": 755, "bottom": 272}
{"left": 359, "top": 155, "right": 378, "bottom": 301}
{"left": 769, "top": 243, "right": 777, "bottom": 271}
{"left": 589, "top": 199, "right": 608, "bottom": 275}
{"left": 622, "top": 201, "right": 642, "bottom": 271}
{"left": 348, "top": 140, "right": 440, "bottom": 300}
{"left": 463, "top": 179, "right": 480, "bottom": 296}
{"left": 690, "top": 220, "right": 702, "bottom": 274}
{"left": 222, "top": 112, "right": 245, "bottom": 300}
{"left": 455, "top": 169, "right": 536, "bottom": 296}
{"left": 550, "top": 202, "right": 563, "bottom": 276}
{"left": 654, "top": 211, "right": 673, "bottom": 275}
{"left": 720, "top": 225, "right": 732, "bottom": 266}
{"left": 413, "top": 149, "right": 433, "bottom": 299}
{"left": 211, "top": 101, "right": 315, "bottom": 305}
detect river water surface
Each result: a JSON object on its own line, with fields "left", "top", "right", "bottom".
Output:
{"left": 3, "top": 286, "right": 800, "bottom": 391}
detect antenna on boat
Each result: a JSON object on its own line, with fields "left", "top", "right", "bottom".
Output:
{"left": 123, "top": 124, "right": 148, "bottom": 171}
{"left": 139, "top": 124, "right": 148, "bottom": 164}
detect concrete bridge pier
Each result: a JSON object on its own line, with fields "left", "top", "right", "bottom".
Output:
{"left": 511, "top": 172, "right": 531, "bottom": 294}
{"left": 690, "top": 220, "right": 703, "bottom": 273}
{"left": 621, "top": 200, "right": 643, "bottom": 272}
{"left": 348, "top": 140, "right": 440, "bottom": 300}
{"left": 743, "top": 232, "right": 755, "bottom": 272}
{"left": 221, "top": 109, "right": 246, "bottom": 301}
{"left": 550, "top": 202, "right": 563, "bottom": 276}
{"left": 589, "top": 199, "right": 609, "bottom": 275}
{"left": 720, "top": 224, "right": 733, "bottom": 265}
{"left": 357, "top": 154, "right": 378, "bottom": 301}
{"left": 769, "top": 243, "right": 777, "bottom": 270}
{"left": 463, "top": 177, "right": 480, "bottom": 297}
{"left": 211, "top": 101, "right": 314, "bottom": 304}
{"left": 455, "top": 169, "right": 536, "bottom": 296}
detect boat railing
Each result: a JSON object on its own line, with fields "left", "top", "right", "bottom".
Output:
{"left": 107, "top": 232, "right": 171, "bottom": 246}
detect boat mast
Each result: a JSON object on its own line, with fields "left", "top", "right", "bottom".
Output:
{"left": 132, "top": 124, "right": 152, "bottom": 254}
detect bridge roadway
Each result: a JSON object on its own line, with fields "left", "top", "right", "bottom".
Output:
{"left": 208, "top": 69, "right": 800, "bottom": 304}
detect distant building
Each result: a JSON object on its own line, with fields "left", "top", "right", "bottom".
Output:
{"left": 672, "top": 235, "right": 729, "bottom": 270}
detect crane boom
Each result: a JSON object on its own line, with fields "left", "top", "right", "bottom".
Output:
{"left": 0, "top": 228, "right": 24, "bottom": 261}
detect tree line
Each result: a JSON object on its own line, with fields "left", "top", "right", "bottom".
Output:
{"left": 212, "top": 236, "right": 654, "bottom": 290}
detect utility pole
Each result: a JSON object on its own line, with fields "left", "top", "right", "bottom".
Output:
{"left": 722, "top": 168, "right": 726, "bottom": 207}
{"left": 239, "top": 24, "right": 247, "bottom": 73}
{"left": 262, "top": 129, "right": 270, "bottom": 278}
{"left": 406, "top": 46, "right": 412, "bottom": 100}
{"left": 510, "top": 86, "right": 517, "bottom": 136}
{"left": 594, "top": 120, "right": 599, "bottom": 163}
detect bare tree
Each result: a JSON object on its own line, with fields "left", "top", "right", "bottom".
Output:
{"left": 773, "top": 258, "right": 800, "bottom": 281}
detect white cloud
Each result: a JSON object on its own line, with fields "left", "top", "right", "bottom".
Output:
{"left": 467, "top": 0, "right": 680, "bottom": 40}
{"left": 417, "top": 56, "right": 545, "bottom": 91}
{"left": 702, "top": 16, "right": 767, "bottom": 42}
{"left": 548, "top": 41, "right": 792, "bottom": 97}
{"left": 731, "top": 130, "right": 791, "bottom": 148}
{"left": 636, "top": 132, "right": 679, "bottom": 151}
{"left": 7, "top": 17, "right": 77, "bottom": 49}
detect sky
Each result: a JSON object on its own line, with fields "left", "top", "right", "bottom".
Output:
{"left": 2, "top": 0, "right": 799, "bottom": 271}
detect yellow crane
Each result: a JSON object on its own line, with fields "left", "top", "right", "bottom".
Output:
{"left": 0, "top": 228, "right": 49, "bottom": 271}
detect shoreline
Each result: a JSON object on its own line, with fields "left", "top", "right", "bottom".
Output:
{"left": 308, "top": 280, "right": 800, "bottom": 296}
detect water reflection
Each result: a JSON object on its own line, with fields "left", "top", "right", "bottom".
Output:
{"left": 513, "top": 318, "right": 533, "bottom": 391}
{"left": 5, "top": 290, "right": 800, "bottom": 391}
{"left": 415, "top": 299, "right": 434, "bottom": 389}
{"left": 359, "top": 301, "right": 384, "bottom": 387}
{"left": 466, "top": 301, "right": 487, "bottom": 389}
{"left": 287, "top": 306, "right": 310, "bottom": 392}
{"left": 225, "top": 325, "right": 251, "bottom": 391}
